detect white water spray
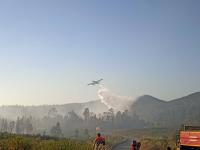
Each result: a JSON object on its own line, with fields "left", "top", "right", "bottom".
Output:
{"left": 98, "top": 86, "right": 134, "bottom": 112}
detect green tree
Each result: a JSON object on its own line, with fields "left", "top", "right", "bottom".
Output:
{"left": 83, "top": 108, "right": 90, "bottom": 121}
{"left": 74, "top": 129, "right": 79, "bottom": 138}
{"left": 50, "top": 122, "right": 62, "bottom": 137}
{"left": 1, "top": 119, "right": 8, "bottom": 132}
{"left": 84, "top": 128, "right": 90, "bottom": 138}
{"left": 9, "top": 121, "right": 15, "bottom": 133}
{"left": 25, "top": 118, "right": 33, "bottom": 134}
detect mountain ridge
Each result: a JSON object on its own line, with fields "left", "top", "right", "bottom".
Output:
{"left": 131, "top": 91, "right": 200, "bottom": 127}
{"left": 0, "top": 91, "right": 200, "bottom": 127}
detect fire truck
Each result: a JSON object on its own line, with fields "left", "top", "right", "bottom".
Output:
{"left": 177, "top": 125, "right": 200, "bottom": 150}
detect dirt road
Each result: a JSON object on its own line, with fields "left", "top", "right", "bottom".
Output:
{"left": 112, "top": 141, "right": 131, "bottom": 150}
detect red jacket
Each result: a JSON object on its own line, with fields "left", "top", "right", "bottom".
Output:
{"left": 130, "top": 144, "right": 135, "bottom": 150}
{"left": 95, "top": 136, "right": 104, "bottom": 143}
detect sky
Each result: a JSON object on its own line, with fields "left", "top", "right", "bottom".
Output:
{"left": 0, "top": 0, "right": 200, "bottom": 105}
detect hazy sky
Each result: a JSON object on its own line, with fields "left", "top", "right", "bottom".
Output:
{"left": 0, "top": 0, "right": 200, "bottom": 105}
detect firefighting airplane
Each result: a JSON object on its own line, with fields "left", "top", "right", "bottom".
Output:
{"left": 88, "top": 79, "right": 103, "bottom": 86}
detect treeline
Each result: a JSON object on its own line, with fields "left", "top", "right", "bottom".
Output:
{"left": 0, "top": 108, "right": 149, "bottom": 138}
{"left": 155, "top": 105, "right": 200, "bottom": 127}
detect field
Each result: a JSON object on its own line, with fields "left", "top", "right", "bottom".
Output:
{"left": 0, "top": 132, "right": 125, "bottom": 150}
{"left": 0, "top": 128, "right": 178, "bottom": 150}
{"left": 0, "top": 133, "right": 92, "bottom": 150}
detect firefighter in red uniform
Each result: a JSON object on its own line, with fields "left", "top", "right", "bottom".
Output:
{"left": 130, "top": 140, "right": 141, "bottom": 150}
{"left": 130, "top": 140, "right": 137, "bottom": 150}
{"left": 93, "top": 133, "right": 105, "bottom": 150}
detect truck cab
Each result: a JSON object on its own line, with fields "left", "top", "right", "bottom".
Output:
{"left": 178, "top": 125, "right": 200, "bottom": 150}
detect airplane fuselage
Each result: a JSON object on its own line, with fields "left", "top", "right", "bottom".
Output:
{"left": 88, "top": 79, "right": 103, "bottom": 86}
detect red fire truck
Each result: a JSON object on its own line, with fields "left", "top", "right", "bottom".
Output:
{"left": 178, "top": 125, "right": 200, "bottom": 150}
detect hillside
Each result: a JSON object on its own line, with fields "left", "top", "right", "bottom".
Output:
{"left": 0, "top": 100, "right": 108, "bottom": 120}
{"left": 131, "top": 92, "right": 200, "bottom": 127}
{"left": 1, "top": 92, "right": 200, "bottom": 128}
{"left": 131, "top": 95, "right": 166, "bottom": 122}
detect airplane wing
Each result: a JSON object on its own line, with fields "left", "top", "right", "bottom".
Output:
{"left": 88, "top": 82, "right": 95, "bottom": 86}
{"left": 98, "top": 79, "right": 103, "bottom": 82}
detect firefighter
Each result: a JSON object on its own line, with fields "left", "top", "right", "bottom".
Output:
{"left": 93, "top": 133, "right": 105, "bottom": 150}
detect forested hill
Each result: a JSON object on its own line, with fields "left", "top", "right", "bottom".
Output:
{"left": 0, "top": 100, "right": 108, "bottom": 120}
{"left": 1, "top": 92, "right": 200, "bottom": 128}
{"left": 131, "top": 92, "right": 200, "bottom": 127}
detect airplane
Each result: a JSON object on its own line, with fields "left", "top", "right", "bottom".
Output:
{"left": 88, "top": 79, "right": 103, "bottom": 86}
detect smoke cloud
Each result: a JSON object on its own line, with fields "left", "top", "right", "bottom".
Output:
{"left": 98, "top": 86, "right": 134, "bottom": 112}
